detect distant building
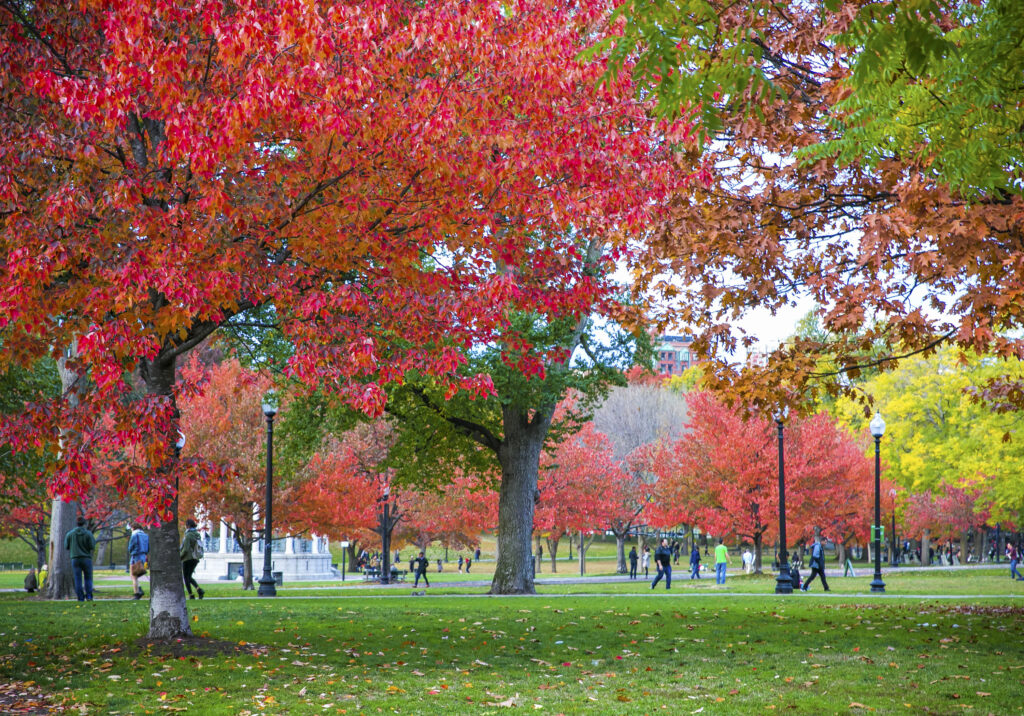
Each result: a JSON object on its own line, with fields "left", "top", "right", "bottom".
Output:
{"left": 654, "top": 334, "right": 699, "bottom": 376}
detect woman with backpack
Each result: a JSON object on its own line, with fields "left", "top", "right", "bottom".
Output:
{"left": 128, "top": 522, "right": 149, "bottom": 600}
{"left": 179, "top": 518, "right": 205, "bottom": 599}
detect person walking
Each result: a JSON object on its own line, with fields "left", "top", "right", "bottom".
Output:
{"left": 127, "top": 522, "right": 149, "bottom": 600}
{"left": 414, "top": 551, "right": 430, "bottom": 588}
{"left": 458, "top": 555, "right": 464, "bottom": 573}
{"left": 64, "top": 516, "right": 96, "bottom": 602}
{"left": 465, "top": 556, "right": 472, "bottom": 573}
{"left": 689, "top": 544, "right": 701, "bottom": 579}
{"left": 650, "top": 538, "right": 673, "bottom": 590}
{"left": 1009, "top": 542, "right": 1023, "bottom": 581}
{"left": 742, "top": 548, "right": 753, "bottom": 574}
{"left": 641, "top": 546, "right": 650, "bottom": 578}
{"left": 628, "top": 546, "right": 638, "bottom": 580}
{"left": 714, "top": 538, "right": 730, "bottom": 585}
{"left": 801, "top": 536, "right": 831, "bottom": 592}
{"left": 179, "top": 518, "right": 205, "bottom": 599}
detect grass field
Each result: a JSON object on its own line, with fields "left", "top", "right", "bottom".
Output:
{"left": 1, "top": 567, "right": 1023, "bottom": 714}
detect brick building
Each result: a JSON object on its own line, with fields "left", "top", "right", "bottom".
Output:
{"left": 654, "top": 334, "right": 698, "bottom": 376}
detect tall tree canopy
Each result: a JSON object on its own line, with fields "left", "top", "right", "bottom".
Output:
{"left": 1, "top": 0, "right": 686, "bottom": 630}
{"left": 594, "top": 0, "right": 1024, "bottom": 413}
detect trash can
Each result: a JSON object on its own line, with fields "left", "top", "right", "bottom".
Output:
{"left": 273, "top": 571, "right": 283, "bottom": 587}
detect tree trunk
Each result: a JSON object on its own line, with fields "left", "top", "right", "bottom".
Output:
{"left": 973, "top": 527, "right": 985, "bottom": 563}
{"left": 958, "top": 531, "right": 968, "bottom": 565}
{"left": 615, "top": 532, "right": 627, "bottom": 574}
{"left": 545, "top": 536, "right": 559, "bottom": 573}
{"left": 489, "top": 406, "right": 551, "bottom": 594}
{"left": 241, "top": 540, "right": 254, "bottom": 591}
{"left": 33, "top": 525, "right": 47, "bottom": 570}
{"left": 95, "top": 526, "right": 111, "bottom": 567}
{"left": 45, "top": 499, "right": 78, "bottom": 599}
{"left": 753, "top": 532, "right": 763, "bottom": 574}
{"left": 534, "top": 534, "right": 543, "bottom": 574}
{"left": 46, "top": 348, "right": 83, "bottom": 600}
{"left": 921, "top": 528, "right": 931, "bottom": 567}
{"left": 141, "top": 355, "right": 191, "bottom": 640}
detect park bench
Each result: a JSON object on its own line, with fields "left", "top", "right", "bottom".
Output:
{"left": 360, "top": 568, "right": 408, "bottom": 583}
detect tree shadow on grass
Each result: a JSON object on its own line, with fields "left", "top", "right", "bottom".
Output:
{"left": 133, "top": 635, "right": 268, "bottom": 659}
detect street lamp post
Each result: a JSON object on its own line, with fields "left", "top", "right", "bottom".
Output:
{"left": 869, "top": 412, "right": 886, "bottom": 593}
{"left": 774, "top": 407, "right": 792, "bottom": 595}
{"left": 258, "top": 391, "right": 278, "bottom": 597}
{"left": 379, "top": 486, "right": 392, "bottom": 585}
{"left": 889, "top": 489, "right": 899, "bottom": 567}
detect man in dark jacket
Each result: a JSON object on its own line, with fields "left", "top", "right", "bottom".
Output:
{"left": 179, "top": 518, "right": 205, "bottom": 599}
{"left": 650, "top": 538, "right": 673, "bottom": 590}
{"left": 628, "top": 546, "right": 638, "bottom": 580}
{"left": 690, "top": 544, "right": 701, "bottom": 579}
{"left": 64, "top": 516, "right": 96, "bottom": 601}
{"left": 801, "top": 536, "right": 830, "bottom": 592}
{"left": 413, "top": 551, "right": 430, "bottom": 588}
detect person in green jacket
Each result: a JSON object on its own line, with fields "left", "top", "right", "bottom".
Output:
{"left": 714, "top": 538, "right": 730, "bottom": 585}
{"left": 64, "top": 517, "right": 96, "bottom": 601}
{"left": 179, "top": 519, "right": 205, "bottom": 600}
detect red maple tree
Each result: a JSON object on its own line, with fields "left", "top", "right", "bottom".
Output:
{"left": 650, "top": 392, "right": 873, "bottom": 572}
{"left": 1, "top": 0, "right": 689, "bottom": 633}
{"left": 398, "top": 473, "right": 497, "bottom": 554}
{"left": 178, "top": 357, "right": 310, "bottom": 589}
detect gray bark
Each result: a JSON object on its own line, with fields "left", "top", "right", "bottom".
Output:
{"left": 615, "top": 534, "right": 627, "bottom": 574}
{"left": 141, "top": 355, "right": 191, "bottom": 640}
{"left": 95, "top": 527, "right": 112, "bottom": 566}
{"left": 46, "top": 348, "right": 83, "bottom": 600}
{"left": 921, "top": 528, "right": 931, "bottom": 566}
{"left": 45, "top": 499, "right": 78, "bottom": 599}
{"left": 545, "top": 535, "right": 560, "bottom": 573}
{"left": 240, "top": 537, "right": 255, "bottom": 591}
{"left": 489, "top": 406, "right": 551, "bottom": 594}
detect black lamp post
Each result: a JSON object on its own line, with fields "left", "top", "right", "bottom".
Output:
{"left": 379, "top": 486, "right": 392, "bottom": 585}
{"left": 889, "top": 488, "right": 899, "bottom": 567}
{"left": 258, "top": 391, "right": 277, "bottom": 597}
{"left": 774, "top": 407, "right": 792, "bottom": 595}
{"left": 869, "top": 411, "right": 886, "bottom": 593}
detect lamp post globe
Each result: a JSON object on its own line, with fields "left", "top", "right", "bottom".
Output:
{"left": 869, "top": 412, "right": 886, "bottom": 593}
{"left": 258, "top": 391, "right": 278, "bottom": 597}
{"left": 774, "top": 406, "right": 792, "bottom": 595}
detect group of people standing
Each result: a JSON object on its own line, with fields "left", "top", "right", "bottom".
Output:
{"left": 626, "top": 538, "right": 733, "bottom": 589}
{"left": 41, "top": 516, "right": 205, "bottom": 602}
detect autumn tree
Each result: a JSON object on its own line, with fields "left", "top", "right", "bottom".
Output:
{"left": 398, "top": 473, "right": 497, "bottom": 554}
{"left": 836, "top": 348, "right": 1024, "bottom": 525}
{"left": 293, "top": 421, "right": 401, "bottom": 576}
{"left": 592, "top": 0, "right": 1024, "bottom": 417}
{"left": 654, "top": 392, "right": 872, "bottom": 572}
{"left": 178, "top": 357, "right": 306, "bottom": 590}
{"left": 1, "top": 0, "right": 687, "bottom": 632}
{"left": 591, "top": 381, "right": 688, "bottom": 570}
{"left": 534, "top": 423, "right": 628, "bottom": 572}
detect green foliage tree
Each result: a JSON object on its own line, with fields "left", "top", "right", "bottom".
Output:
{"left": 835, "top": 348, "right": 1024, "bottom": 522}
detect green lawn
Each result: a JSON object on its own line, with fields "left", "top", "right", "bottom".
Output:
{"left": 1, "top": 571, "right": 1023, "bottom": 714}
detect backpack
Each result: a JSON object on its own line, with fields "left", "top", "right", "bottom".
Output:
{"left": 189, "top": 534, "right": 204, "bottom": 561}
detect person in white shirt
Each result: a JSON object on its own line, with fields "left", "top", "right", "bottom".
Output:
{"left": 742, "top": 548, "right": 753, "bottom": 574}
